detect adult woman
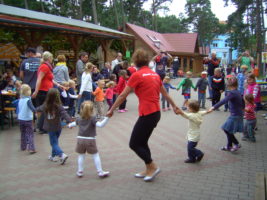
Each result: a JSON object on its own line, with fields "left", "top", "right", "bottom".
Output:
{"left": 32, "top": 51, "right": 63, "bottom": 133}
{"left": 53, "top": 54, "right": 70, "bottom": 84}
{"left": 107, "top": 49, "right": 179, "bottom": 182}
{"left": 78, "top": 62, "right": 94, "bottom": 111}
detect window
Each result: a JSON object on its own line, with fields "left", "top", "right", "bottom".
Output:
{"left": 213, "top": 43, "right": 218, "bottom": 47}
{"left": 146, "top": 35, "right": 161, "bottom": 49}
{"left": 225, "top": 43, "right": 228, "bottom": 47}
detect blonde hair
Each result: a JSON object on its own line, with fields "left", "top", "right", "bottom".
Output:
{"left": 84, "top": 62, "right": 94, "bottom": 74}
{"left": 106, "top": 81, "right": 115, "bottom": 88}
{"left": 186, "top": 71, "right": 192, "bottom": 76}
{"left": 57, "top": 54, "right": 66, "bottom": 62}
{"left": 80, "top": 101, "right": 94, "bottom": 120}
{"left": 20, "top": 84, "right": 31, "bottom": 96}
{"left": 240, "top": 65, "right": 248, "bottom": 70}
{"left": 214, "top": 68, "right": 221, "bottom": 73}
{"left": 163, "top": 76, "right": 171, "bottom": 82}
{"left": 119, "top": 69, "right": 127, "bottom": 77}
{"left": 69, "top": 80, "right": 75, "bottom": 86}
{"left": 132, "top": 49, "right": 150, "bottom": 68}
{"left": 97, "top": 79, "right": 105, "bottom": 85}
{"left": 62, "top": 81, "right": 69, "bottom": 87}
{"left": 42, "top": 51, "right": 53, "bottom": 62}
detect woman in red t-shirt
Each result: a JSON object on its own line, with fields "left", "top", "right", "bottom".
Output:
{"left": 32, "top": 51, "right": 64, "bottom": 133}
{"left": 107, "top": 49, "right": 179, "bottom": 182}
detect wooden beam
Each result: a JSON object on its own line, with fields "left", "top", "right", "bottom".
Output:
{"left": 65, "top": 35, "right": 85, "bottom": 60}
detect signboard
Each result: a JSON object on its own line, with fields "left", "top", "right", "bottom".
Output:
{"left": 126, "top": 51, "right": 131, "bottom": 58}
{"left": 262, "top": 52, "right": 267, "bottom": 63}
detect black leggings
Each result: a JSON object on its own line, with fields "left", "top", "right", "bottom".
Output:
{"left": 119, "top": 99, "right": 127, "bottom": 110}
{"left": 129, "top": 111, "right": 161, "bottom": 164}
{"left": 224, "top": 130, "right": 239, "bottom": 148}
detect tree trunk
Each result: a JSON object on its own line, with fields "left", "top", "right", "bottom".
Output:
{"left": 120, "top": 0, "right": 126, "bottom": 31}
{"left": 256, "top": 0, "right": 263, "bottom": 75}
{"left": 24, "top": 0, "right": 29, "bottom": 9}
{"left": 152, "top": 0, "right": 156, "bottom": 31}
{"left": 92, "top": 0, "right": 98, "bottom": 24}
{"left": 113, "top": 0, "right": 120, "bottom": 29}
{"left": 79, "top": 0, "right": 83, "bottom": 20}
{"left": 40, "top": 0, "right": 44, "bottom": 12}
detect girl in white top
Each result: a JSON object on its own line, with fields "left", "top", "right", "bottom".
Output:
{"left": 78, "top": 62, "right": 93, "bottom": 112}
{"left": 178, "top": 100, "right": 209, "bottom": 163}
{"left": 68, "top": 101, "right": 110, "bottom": 178}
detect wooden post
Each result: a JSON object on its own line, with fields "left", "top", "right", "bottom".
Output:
{"left": 16, "top": 30, "right": 47, "bottom": 48}
{"left": 65, "top": 35, "right": 85, "bottom": 60}
{"left": 100, "top": 39, "right": 113, "bottom": 62}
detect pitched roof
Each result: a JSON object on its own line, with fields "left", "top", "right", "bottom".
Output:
{"left": 0, "top": 5, "right": 133, "bottom": 39}
{"left": 126, "top": 23, "right": 199, "bottom": 54}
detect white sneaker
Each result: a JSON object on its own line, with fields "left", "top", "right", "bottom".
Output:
{"left": 98, "top": 171, "right": 110, "bottom": 178}
{"left": 261, "top": 114, "right": 266, "bottom": 117}
{"left": 48, "top": 155, "right": 58, "bottom": 162}
{"left": 60, "top": 153, "right": 68, "bottom": 165}
{"left": 76, "top": 171, "right": 83, "bottom": 177}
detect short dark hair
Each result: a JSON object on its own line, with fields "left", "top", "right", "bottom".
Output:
{"left": 188, "top": 100, "right": 200, "bottom": 113}
{"left": 79, "top": 51, "right": 88, "bottom": 59}
{"left": 26, "top": 48, "right": 36, "bottom": 54}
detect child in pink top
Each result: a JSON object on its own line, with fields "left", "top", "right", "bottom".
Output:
{"left": 105, "top": 81, "right": 115, "bottom": 110}
{"left": 242, "top": 94, "right": 256, "bottom": 142}
{"left": 244, "top": 73, "right": 261, "bottom": 111}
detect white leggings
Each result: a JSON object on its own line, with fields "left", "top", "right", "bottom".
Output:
{"left": 77, "top": 153, "right": 103, "bottom": 173}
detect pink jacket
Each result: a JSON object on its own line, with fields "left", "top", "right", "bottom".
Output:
{"left": 105, "top": 88, "right": 114, "bottom": 100}
{"left": 244, "top": 83, "right": 261, "bottom": 103}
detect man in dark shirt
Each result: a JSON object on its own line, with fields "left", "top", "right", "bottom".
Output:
{"left": 204, "top": 53, "right": 220, "bottom": 99}
{"left": 20, "top": 48, "right": 41, "bottom": 98}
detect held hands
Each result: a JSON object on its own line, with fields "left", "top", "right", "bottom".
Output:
{"left": 106, "top": 110, "right": 113, "bottom": 118}
{"left": 32, "top": 91, "right": 38, "bottom": 99}
{"left": 207, "top": 107, "right": 214, "bottom": 113}
{"left": 173, "top": 106, "right": 183, "bottom": 115}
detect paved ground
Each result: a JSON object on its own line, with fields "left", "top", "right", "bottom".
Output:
{"left": 0, "top": 78, "right": 267, "bottom": 200}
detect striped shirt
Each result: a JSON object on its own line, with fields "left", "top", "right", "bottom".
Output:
{"left": 245, "top": 104, "right": 256, "bottom": 120}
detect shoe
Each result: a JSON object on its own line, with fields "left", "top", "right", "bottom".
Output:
{"left": 162, "top": 108, "right": 167, "bottom": 112}
{"left": 118, "top": 110, "right": 126, "bottom": 113}
{"left": 48, "top": 155, "right": 58, "bottom": 162}
{"left": 98, "top": 171, "right": 110, "bottom": 178}
{"left": 221, "top": 146, "right": 231, "bottom": 151}
{"left": 167, "top": 107, "right": 171, "bottom": 110}
{"left": 230, "top": 144, "right": 241, "bottom": 152}
{"left": 261, "top": 114, "right": 267, "bottom": 117}
{"left": 242, "top": 136, "right": 249, "bottom": 141}
{"left": 76, "top": 171, "right": 83, "bottom": 177}
{"left": 60, "top": 153, "right": 68, "bottom": 165}
{"left": 196, "top": 153, "right": 204, "bottom": 162}
{"left": 143, "top": 168, "right": 161, "bottom": 182}
{"left": 29, "top": 150, "right": 36, "bottom": 154}
{"left": 249, "top": 138, "right": 256, "bottom": 143}
{"left": 134, "top": 172, "right": 146, "bottom": 178}
{"left": 184, "top": 159, "right": 196, "bottom": 163}
{"left": 224, "top": 109, "right": 228, "bottom": 112}
{"left": 124, "top": 108, "right": 128, "bottom": 111}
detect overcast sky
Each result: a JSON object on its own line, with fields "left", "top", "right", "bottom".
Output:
{"left": 143, "top": 0, "right": 237, "bottom": 21}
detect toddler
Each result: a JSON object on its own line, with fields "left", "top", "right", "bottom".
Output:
{"left": 92, "top": 80, "right": 105, "bottom": 119}
{"left": 105, "top": 81, "right": 115, "bottom": 111}
{"left": 18, "top": 84, "right": 36, "bottom": 154}
{"left": 242, "top": 94, "right": 256, "bottom": 142}
{"left": 178, "top": 100, "right": 207, "bottom": 163}
{"left": 68, "top": 80, "right": 78, "bottom": 117}
{"left": 211, "top": 68, "right": 225, "bottom": 108}
{"left": 177, "top": 71, "right": 196, "bottom": 110}
{"left": 68, "top": 101, "right": 110, "bottom": 178}
{"left": 162, "top": 76, "right": 176, "bottom": 111}
{"left": 244, "top": 73, "right": 261, "bottom": 111}
{"left": 195, "top": 71, "right": 208, "bottom": 109}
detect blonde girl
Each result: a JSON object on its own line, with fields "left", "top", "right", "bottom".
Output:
{"left": 18, "top": 84, "right": 36, "bottom": 154}
{"left": 68, "top": 101, "right": 110, "bottom": 178}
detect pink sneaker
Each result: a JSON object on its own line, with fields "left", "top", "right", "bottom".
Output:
{"left": 124, "top": 108, "right": 128, "bottom": 111}
{"left": 118, "top": 110, "right": 126, "bottom": 113}
{"left": 162, "top": 108, "right": 167, "bottom": 112}
{"left": 167, "top": 107, "right": 171, "bottom": 110}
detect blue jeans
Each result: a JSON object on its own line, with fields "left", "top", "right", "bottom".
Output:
{"left": 78, "top": 91, "right": 92, "bottom": 112}
{"left": 49, "top": 131, "right": 63, "bottom": 157}
{"left": 198, "top": 92, "right": 206, "bottom": 108}
{"left": 67, "top": 106, "right": 75, "bottom": 117}
{"left": 243, "top": 119, "right": 256, "bottom": 139}
{"left": 187, "top": 141, "right": 203, "bottom": 161}
{"left": 161, "top": 95, "right": 170, "bottom": 109}
{"left": 207, "top": 75, "right": 213, "bottom": 98}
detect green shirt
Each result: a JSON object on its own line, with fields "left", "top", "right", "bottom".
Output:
{"left": 240, "top": 57, "right": 251, "bottom": 71}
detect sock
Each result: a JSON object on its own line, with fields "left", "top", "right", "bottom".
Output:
{"left": 92, "top": 153, "right": 102, "bottom": 173}
{"left": 78, "top": 154, "right": 85, "bottom": 172}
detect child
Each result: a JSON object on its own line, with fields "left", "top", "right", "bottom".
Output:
{"left": 36, "top": 88, "right": 72, "bottom": 164}
{"left": 117, "top": 70, "right": 128, "bottom": 113}
{"left": 237, "top": 65, "right": 248, "bottom": 96}
{"left": 209, "top": 76, "right": 243, "bottom": 152}
{"left": 224, "top": 74, "right": 232, "bottom": 112}
{"left": 92, "top": 80, "right": 105, "bottom": 119}
{"left": 68, "top": 101, "right": 110, "bottom": 178}
{"left": 60, "top": 81, "right": 70, "bottom": 110}
{"left": 242, "top": 94, "right": 256, "bottom": 142}
{"left": 110, "top": 74, "right": 118, "bottom": 104}
{"left": 195, "top": 71, "right": 209, "bottom": 109}
{"left": 178, "top": 100, "right": 207, "bottom": 163}
{"left": 18, "top": 84, "right": 36, "bottom": 154}
{"left": 162, "top": 76, "right": 176, "bottom": 111}
{"left": 244, "top": 73, "right": 261, "bottom": 111}
{"left": 211, "top": 68, "right": 225, "bottom": 108}
{"left": 68, "top": 80, "right": 78, "bottom": 117}
{"left": 105, "top": 81, "right": 115, "bottom": 111}
{"left": 177, "top": 71, "right": 196, "bottom": 110}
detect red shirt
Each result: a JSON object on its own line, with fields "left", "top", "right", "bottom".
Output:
{"left": 245, "top": 104, "right": 256, "bottom": 120}
{"left": 127, "top": 66, "right": 162, "bottom": 116}
{"left": 128, "top": 66, "right": 137, "bottom": 75}
{"left": 38, "top": 63, "right": 54, "bottom": 91}
{"left": 117, "top": 76, "right": 127, "bottom": 94}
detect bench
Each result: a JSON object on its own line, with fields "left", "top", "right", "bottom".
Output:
{"left": 256, "top": 173, "right": 267, "bottom": 200}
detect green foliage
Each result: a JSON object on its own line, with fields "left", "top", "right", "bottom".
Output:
{"left": 157, "top": 15, "right": 188, "bottom": 33}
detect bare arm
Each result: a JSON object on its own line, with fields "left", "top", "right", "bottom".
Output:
{"left": 32, "top": 71, "right": 45, "bottom": 98}
{"left": 106, "top": 86, "right": 132, "bottom": 117}
{"left": 20, "top": 71, "right": 24, "bottom": 81}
